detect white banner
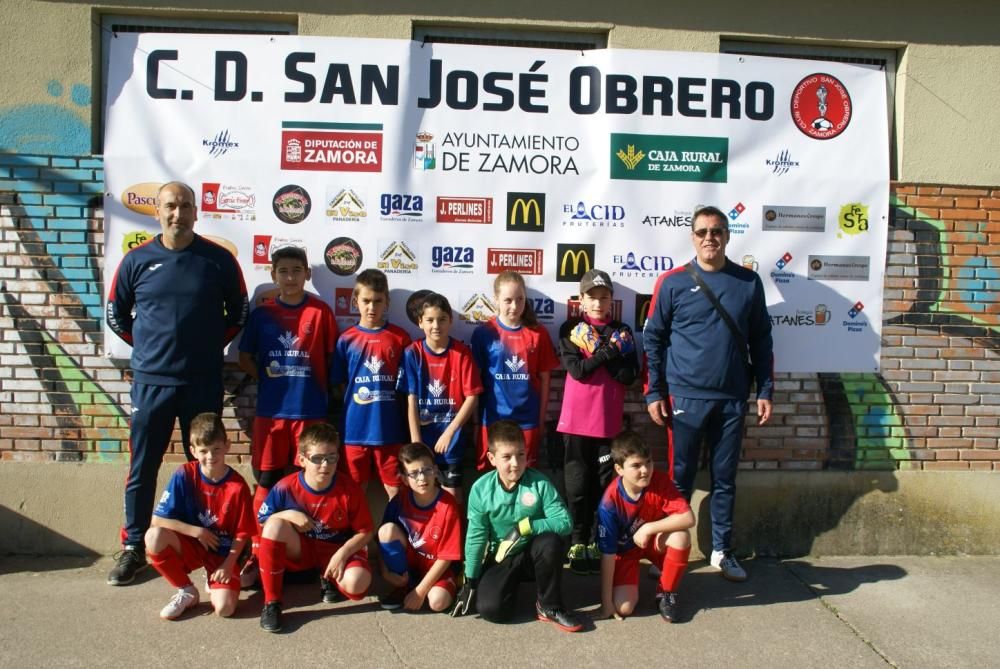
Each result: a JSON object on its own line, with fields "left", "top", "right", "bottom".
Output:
{"left": 104, "top": 35, "right": 889, "bottom": 372}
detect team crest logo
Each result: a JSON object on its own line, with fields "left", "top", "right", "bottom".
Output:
{"left": 505, "top": 355, "right": 525, "bottom": 373}
{"left": 791, "top": 73, "right": 853, "bottom": 140}
{"left": 278, "top": 331, "right": 299, "bottom": 349}
{"left": 520, "top": 491, "right": 537, "bottom": 507}
{"left": 427, "top": 379, "right": 446, "bottom": 397}
{"left": 364, "top": 356, "right": 384, "bottom": 374}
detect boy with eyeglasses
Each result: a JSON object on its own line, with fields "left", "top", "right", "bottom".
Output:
{"left": 376, "top": 442, "right": 462, "bottom": 611}
{"left": 256, "top": 423, "right": 374, "bottom": 632}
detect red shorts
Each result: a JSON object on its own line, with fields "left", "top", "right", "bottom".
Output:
{"left": 252, "top": 417, "right": 324, "bottom": 471}
{"left": 476, "top": 425, "right": 541, "bottom": 470}
{"left": 287, "top": 536, "right": 371, "bottom": 600}
{"left": 340, "top": 444, "right": 402, "bottom": 486}
{"left": 406, "top": 550, "right": 459, "bottom": 597}
{"left": 612, "top": 544, "right": 666, "bottom": 588}
{"left": 175, "top": 535, "right": 242, "bottom": 592}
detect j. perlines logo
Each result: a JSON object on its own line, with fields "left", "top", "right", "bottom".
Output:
{"left": 281, "top": 121, "right": 383, "bottom": 172}
{"left": 611, "top": 133, "right": 729, "bottom": 183}
{"left": 203, "top": 129, "right": 239, "bottom": 157}
{"left": 556, "top": 244, "right": 595, "bottom": 282}
{"left": 487, "top": 248, "right": 543, "bottom": 275}
{"left": 506, "top": 193, "right": 545, "bottom": 231}
{"left": 436, "top": 197, "right": 493, "bottom": 224}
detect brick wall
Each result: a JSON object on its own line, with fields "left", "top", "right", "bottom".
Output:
{"left": 1, "top": 153, "right": 998, "bottom": 470}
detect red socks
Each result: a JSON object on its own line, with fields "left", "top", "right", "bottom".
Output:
{"left": 659, "top": 545, "right": 691, "bottom": 593}
{"left": 259, "top": 537, "right": 287, "bottom": 603}
{"left": 252, "top": 486, "right": 269, "bottom": 528}
{"left": 147, "top": 546, "right": 192, "bottom": 589}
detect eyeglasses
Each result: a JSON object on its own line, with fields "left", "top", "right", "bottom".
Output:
{"left": 306, "top": 454, "right": 338, "bottom": 465}
{"left": 404, "top": 467, "right": 435, "bottom": 480}
{"left": 692, "top": 227, "right": 728, "bottom": 238}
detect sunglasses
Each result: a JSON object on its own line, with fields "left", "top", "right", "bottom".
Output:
{"left": 404, "top": 467, "right": 435, "bottom": 480}
{"left": 692, "top": 227, "right": 728, "bottom": 238}
{"left": 306, "top": 454, "right": 338, "bottom": 465}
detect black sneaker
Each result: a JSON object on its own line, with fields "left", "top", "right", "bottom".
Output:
{"left": 320, "top": 578, "right": 345, "bottom": 604}
{"left": 106, "top": 546, "right": 147, "bottom": 586}
{"left": 535, "top": 602, "right": 584, "bottom": 633}
{"left": 260, "top": 601, "right": 283, "bottom": 633}
{"left": 567, "top": 543, "right": 589, "bottom": 575}
{"left": 379, "top": 586, "right": 406, "bottom": 610}
{"left": 657, "top": 590, "right": 680, "bottom": 623}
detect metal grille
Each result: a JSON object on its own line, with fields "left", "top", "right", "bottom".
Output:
{"left": 421, "top": 34, "right": 602, "bottom": 51}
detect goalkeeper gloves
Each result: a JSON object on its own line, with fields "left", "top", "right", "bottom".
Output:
{"left": 451, "top": 578, "right": 478, "bottom": 617}
{"left": 569, "top": 322, "right": 600, "bottom": 354}
{"left": 495, "top": 517, "right": 532, "bottom": 562}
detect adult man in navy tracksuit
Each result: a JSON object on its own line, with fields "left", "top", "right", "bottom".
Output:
{"left": 105, "top": 181, "right": 248, "bottom": 585}
{"left": 643, "top": 205, "right": 773, "bottom": 582}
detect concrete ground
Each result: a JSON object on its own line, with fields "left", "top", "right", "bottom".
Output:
{"left": 1, "top": 555, "right": 998, "bottom": 668}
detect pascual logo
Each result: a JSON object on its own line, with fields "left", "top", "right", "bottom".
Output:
{"left": 203, "top": 129, "right": 239, "bottom": 157}
{"left": 561, "top": 201, "right": 625, "bottom": 229}
{"left": 557, "top": 244, "right": 595, "bottom": 282}
{"left": 611, "top": 133, "right": 728, "bottom": 183}
{"left": 439, "top": 131, "right": 580, "bottom": 175}
{"left": 568, "top": 297, "right": 623, "bottom": 321}
{"left": 460, "top": 293, "right": 497, "bottom": 324}
{"left": 771, "top": 252, "right": 796, "bottom": 284}
{"left": 487, "top": 248, "right": 543, "bottom": 275}
{"left": 436, "top": 197, "right": 493, "bottom": 224}
{"left": 642, "top": 211, "right": 691, "bottom": 228}
{"left": 202, "top": 183, "right": 256, "bottom": 220}
{"left": 762, "top": 206, "right": 826, "bottom": 233}
{"left": 507, "top": 193, "right": 545, "bottom": 231}
{"left": 281, "top": 121, "right": 383, "bottom": 172}
{"left": 326, "top": 188, "right": 366, "bottom": 222}
{"left": 324, "top": 237, "right": 363, "bottom": 276}
{"left": 430, "top": 246, "right": 474, "bottom": 274}
{"left": 121, "top": 182, "right": 162, "bottom": 216}
{"left": 791, "top": 74, "right": 852, "bottom": 140}
{"left": 380, "top": 193, "right": 424, "bottom": 221}
{"left": 413, "top": 131, "right": 436, "bottom": 170}
{"left": 845, "top": 301, "right": 869, "bottom": 333}
{"left": 122, "top": 230, "right": 155, "bottom": 254}
{"left": 765, "top": 149, "right": 799, "bottom": 176}
{"left": 613, "top": 251, "right": 675, "bottom": 279}
{"left": 838, "top": 203, "right": 869, "bottom": 237}
{"left": 377, "top": 240, "right": 418, "bottom": 274}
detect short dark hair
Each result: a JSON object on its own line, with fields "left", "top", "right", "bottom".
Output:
{"left": 271, "top": 245, "right": 308, "bottom": 267}
{"left": 189, "top": 412, "right": 227, "bottom": 448}
{"left": 610, "top": 431, "right": 650, "bottom": 466}
{"left": 692, "top": 205, "right": 729, "bottom": 230}
{"left": 354, "top": 268, "right": 389, "bottom": 298}
{"left": 299, "top": 422, "right": 340, "bottom": 454}
{"left": 415, "top": 292, "right": 452, "bottom": 322}
{"left": 487, "top": 419, "right": 524, "bottom": 452}
{"left": 398, "top": 442, "right": 435, "bottom": 471}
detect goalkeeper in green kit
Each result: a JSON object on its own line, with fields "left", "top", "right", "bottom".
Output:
{"left": 451, "top": 420, "right": 585, "bottom": 632}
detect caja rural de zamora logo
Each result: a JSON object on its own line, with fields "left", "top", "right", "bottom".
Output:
{"left": 611, "top": 134, "right": 728, "bottom": 183}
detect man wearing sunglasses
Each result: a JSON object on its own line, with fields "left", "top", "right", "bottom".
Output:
{"left": 643, "top": 205, "right": 774, "bottom": 583}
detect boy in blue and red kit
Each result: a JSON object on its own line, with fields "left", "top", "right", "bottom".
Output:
{"left": 377, "top": 442, "right": 463, "bottom": 612}
{"left": 557, "top": 269, "right": 639, "bottom": 574}
{"left": 400, "top": 292, "right": 482, "bottom": 501}
{"left": 332, "top": 269, "right": 411, "bottom": 497}
{"left": 257, "top": 423, "right": 374, "bottom": 633}
{"left": 597, "top": 432, "right": 695, "bottom": 623}
{"left": 145, "top": 413, "right": 256, "bottom": 620}
{"left": 238, "top": 246, "right": 338, "bottom": 518}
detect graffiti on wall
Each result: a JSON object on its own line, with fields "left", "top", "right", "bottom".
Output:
{"left": 0, "top": 82, "right": 91, "bottom": 155}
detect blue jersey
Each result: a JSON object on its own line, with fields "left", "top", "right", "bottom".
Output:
{"left": 398, "top": 338, "right": 482, "bottom": 463}
{"left": 470, "top": 317, "right": 559, "bottom": 429}
{"left": 258, "top": 470, "right": 373, "bottom": 544}
{"left": 153, "top": 461, "right": 256, "bottom": 556}
{"left": 596, "top": 471, "right": 689, "bottom": 556}
{"left": 239, "top": 294, "right": 338, "bottom": 418}
{"left": 332, "top": 322, "right": 410, "bottom": 446}
{"left": 106, "top": 234, "right": 248, "bottom": 385}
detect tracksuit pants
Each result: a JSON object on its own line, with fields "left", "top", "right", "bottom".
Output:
{"left": 476, "top": 532, "right": 565, "bottom": 622}
{"left": 562, "top": 434, "right": 614, "bottom": 546}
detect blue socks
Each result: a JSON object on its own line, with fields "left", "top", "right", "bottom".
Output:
{"left": 379, "top": 540, "right": 408, "bottom": 576}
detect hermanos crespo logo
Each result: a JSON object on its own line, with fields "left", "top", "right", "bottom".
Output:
{"left": 610, "top": 134, "right": 728, "bottom": 183}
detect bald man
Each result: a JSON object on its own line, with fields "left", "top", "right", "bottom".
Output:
{"left": 106, "top": 181, "right": 248, "bottom": 585}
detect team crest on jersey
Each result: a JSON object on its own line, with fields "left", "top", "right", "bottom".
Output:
{"left": 278, "top": 330, "right": 300, "bottom": 349}
{"left": 198, "top": 510, "right": 220, "bottom": 527}
{"left": 427, "top": 379, "right": 446, "bottom": 397}
{"left": 520, "top": 491, "right": 537, "bottom": 507}
{"left": 505, "top": 355, "right": 526, "bottom": 373}
{"left": 364, "top": 356, "right": 384, "bottom": 374}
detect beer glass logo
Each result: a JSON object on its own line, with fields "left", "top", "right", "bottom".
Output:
{"left": 815, "top": 304, "right": 829, "bottom": 325}
{"left": 741, "top": 255, "right": 758, "bottom": 272}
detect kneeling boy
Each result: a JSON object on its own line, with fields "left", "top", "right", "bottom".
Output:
{"left": 597, "top": 432, "right": 695, "bottom": 623}
{"left": 452, "top": 420, "right": 584, "bottom": 632}
{"left": 378, "top": 442, "right": 462, "bottom": 612}
{"left": 145, "top": 412, "right": 255, "bottom": 620}
{"left": 257, "top": 423, "right": 374, "bottom": 632}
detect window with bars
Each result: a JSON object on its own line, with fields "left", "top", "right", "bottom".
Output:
{"left": 413, "top": 26, "right": 606, "bottom": 51}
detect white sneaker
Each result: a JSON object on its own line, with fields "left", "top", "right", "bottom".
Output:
{"left": 160, "top": 586, "right": 199, "bottom": 620}
{"left": 710, "top": 550, "right": 747, "bottom": 582}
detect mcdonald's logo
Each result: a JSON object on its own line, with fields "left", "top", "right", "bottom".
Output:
{"left": 556, "top": 244, "right": 595, "bottom": 282}
{"left": 634, "top": 293, "right": 653, "bottom": 330}
{"left": 506, "top": 192, "right": 546, "bottom": 231}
